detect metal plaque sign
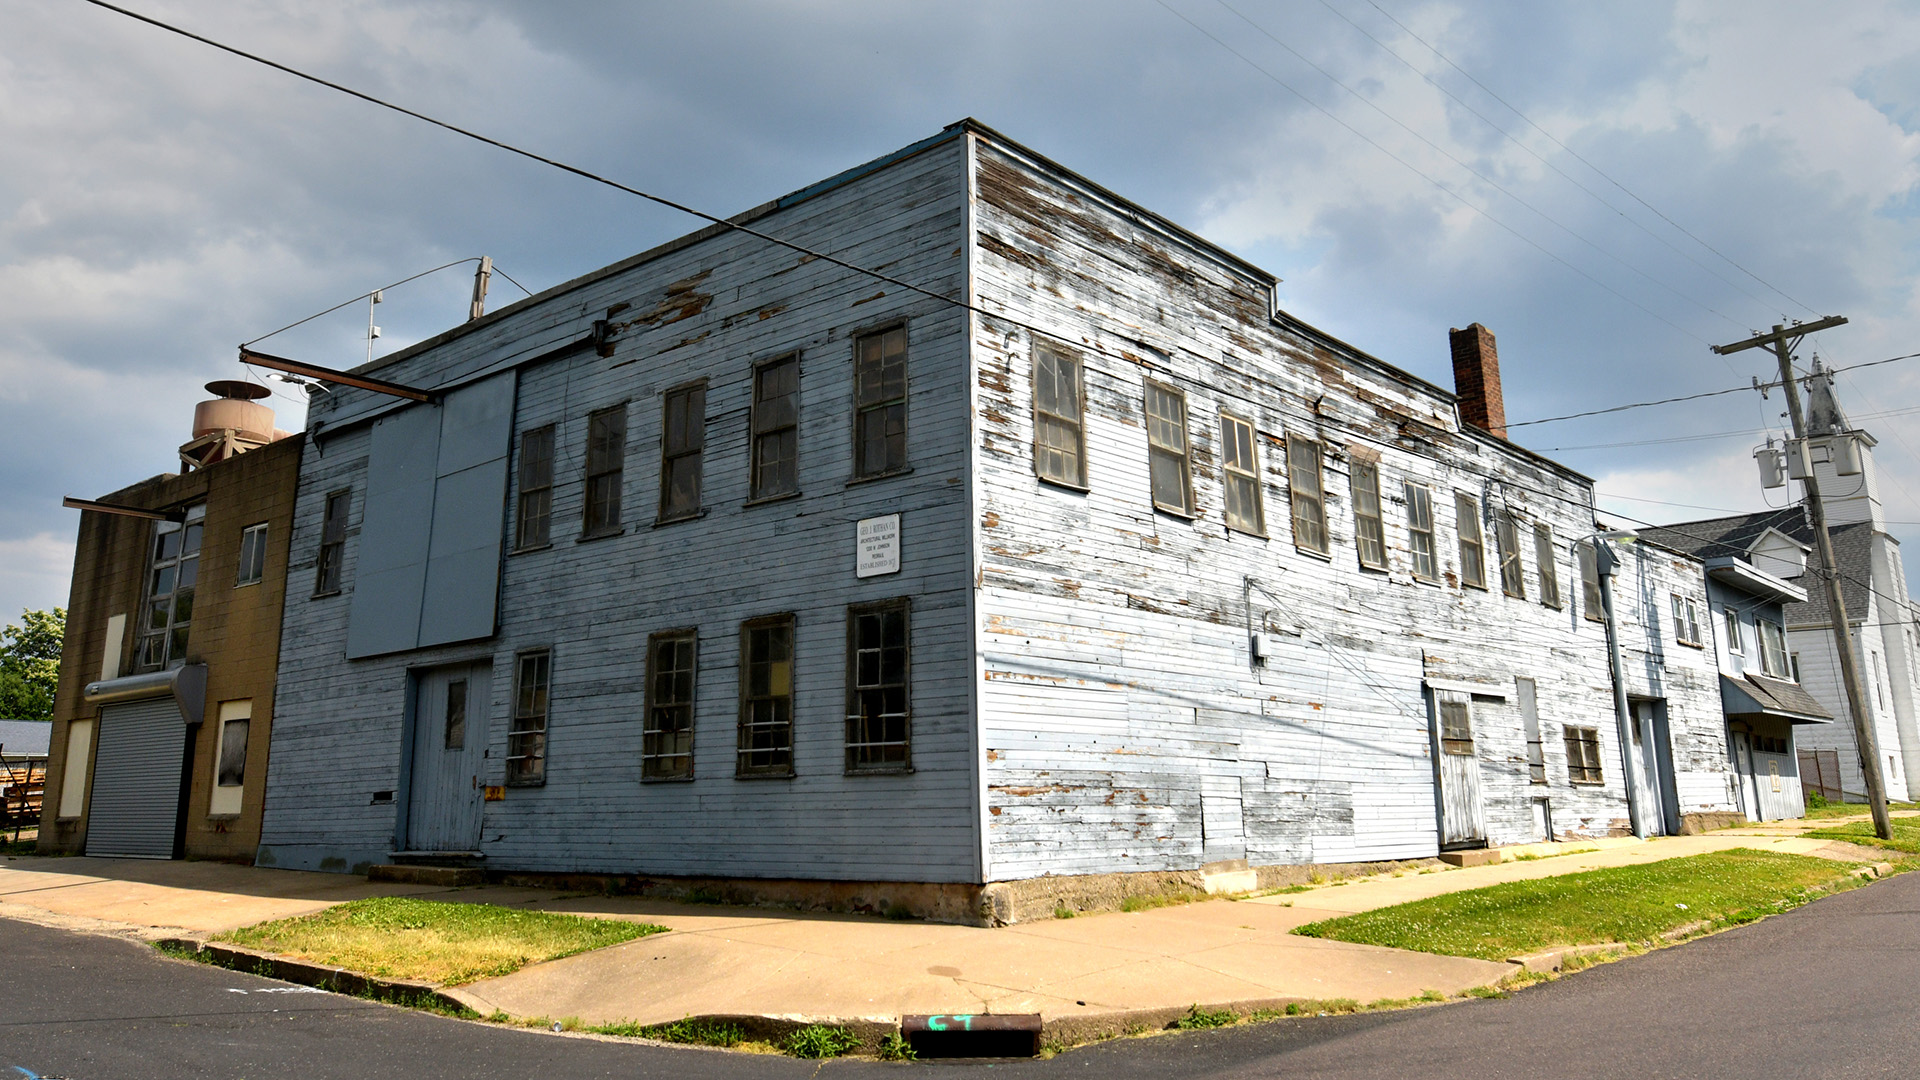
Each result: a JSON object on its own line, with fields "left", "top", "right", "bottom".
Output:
{"left": 857, "top": 514, "right": 901, "bottom": 577}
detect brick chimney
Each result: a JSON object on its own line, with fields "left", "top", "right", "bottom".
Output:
{"left": 1449, "top": 323, "right": 1507, "bottom": 439}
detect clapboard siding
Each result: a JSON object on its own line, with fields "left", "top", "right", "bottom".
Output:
{"left": 964, "top": 134, "right": 1733, "bottom": 882}
{"left": 260, "top": 133, "right": 981, "bottom": 880}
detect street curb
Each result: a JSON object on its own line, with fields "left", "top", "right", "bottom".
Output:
{"left": 153, "top": 938, "right": 474, "bottom": 1016}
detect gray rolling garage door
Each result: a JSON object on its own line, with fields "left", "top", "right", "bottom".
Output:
{"left": 85, "top": 698, "right": 189, "bottom": 859}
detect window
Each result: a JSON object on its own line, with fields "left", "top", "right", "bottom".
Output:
{"left": 643, "top": 630, "right": 697, "bottom": 780}
{"left": 1724, "top": 607, "right": 1743, "bottom": 654}
{"left": 738, "top": 615, "right": 795, "bottom": 777}
{"left": 315, "top": 490, "right": 348, "bottom": 596}
{"left": 1517, "top": 677, "right": 1545, "bottom": 784}
{"left": 515, "top": 425, "right": 554, "bottom": 549}
{"left": 1456, "top": 493, "right": 1486, "bottom": 589}
{"left": 1034, "top": 345, "right": 1086, "bottom": 488}
{"left": 1405, "top": 483, "right": 1437, "bottom": 581}
{"left": 847, "top": 599, "right": 911, "bottom": 773}
{"left": 1217, "top": 414, "right": 1264, "bottom": 535}
{"left": 1495, "top": 510, "right": 1524, "bottom": 598}
{"left": 658, "top": 383, "right": 706, "bottom": 522}
{"left": 1579, "top": 542, "right": 1603, "bottom": 621}
{"left": 1564, "top": 726, "right": 1603, "bottom": 784}
{"left": 1791, "top": 652, "right": 1802, "bottom": 682}
{"left": 1352, "top": 461, "right": 1386, "bottom": 569}
{"left": 507, "top": 650, "right": 550, "bottom": 784}
{"left": 1672, "top": 594, "right": 1703, "bottom": 647}
{"left": 210, "top": 700, "right": 250, "bottom": 817}
{"left": 1287, "top": 437, "right": 1327, "bottom": 553}
{"left": 235, "top": 523, "right": 268, "bottom": 587}
{"left": 1438, "top": 695, "right": 1474, "bottom": 756}
{"left": 443, "top": 678, "right": 468, "bottom": 750}
{"left": 217, "top": 720, "right": 248, "bottom": 787}
{"left": 750, "top": 355, "right": 800, "bottom": 500}
{"left": 583, "top": 405, "right": 627, "bottom": 536}
{"left": 136, "top": 504, "right": 203, "bottom": 670}
{"left": 1534, "top": 523, "right": 1561, "bottom": 608}
{"left": 1144, "top": 381, "right": 1193, "bottom": 515}
{"left": 853, "top": 326, "right": 908, "bottom": 478}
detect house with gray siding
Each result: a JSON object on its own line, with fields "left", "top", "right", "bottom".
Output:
{"left": 257, "top": 120, "right": 1737, "bottom": 922}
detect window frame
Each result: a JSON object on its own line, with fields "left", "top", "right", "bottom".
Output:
{"left": 1759, "top": 618, "right": 1791, "bottom": 678}
{"left": 852, "top": 324, "right": 910, "bottom": 480}
{"left": 582, "top": 403, "right": 628, "bottom": 539}
{"left": 506, "top": 649, "right": 551, "bottom": 786}
{"left": 643, "top": 628, "right": 698, "bottom": 781}
{"left": 1437, "top": 692, "right": 1475, "bottom": 757}
{"left": 1455, "top": 492, "right": 1487, "bottom": 590}
{"left": 1352, "top": 459, "right": 1386, "bottom": 570}
{"left": 235, "top": 522, "right": 268, "bottom": 587}
{"left": 314, "top": 489, "right": 349, "bottom": 598}
{"left": 514, "top": 424, "right": 555, "bottom": 551}
{"left": 1405, "top": 482, "right": 1438, "bottom": 582}
{"left": 1032, "top": 343, "right": 1088, "bottom": 490}
{"left": 1286, "top": 435, "right": 1328, "bottom": 554}
{"left": 1517, "top": 677, "right": 1546, "bottom": 785}
{"left": 1143, "top": 380, "right": 1195, "bottom": 517}
{"left": 748, "top": 353, "right": 801, "bottom": 503}
{"left": 1578, "top": 542, "right": 1604, "bottom": 622}
{"left": 1494, "top": 510, "right": 1525, "bottom": 598}
{"left": 657, "top": 381, "right": 708, "bottom": 524}
{"left": 136, "top": 504, "right": 204, "bottom": 672}
{"left": 443, "top": 677, "right": 468, "bottom": 751}
{"left": 1672, "top": 594, "right": 1703, "bottom": 647}
{"left": 1724, "top": 606, "right": 1744, "bottom": 655}
{"left": 737, "top": 614, "right": 797, "bottom": 778}
{"left": 1217, "top": 413, "right": 1265, "bottom": 536}
{"left": 1564, "top": 725, "right": 1604, "bottom": 784}
{"left": 1534, "top": 522, "right": 1562, "bottom": 609}
{"left": 845, "top": 597, "right": 913, "bottom": 775}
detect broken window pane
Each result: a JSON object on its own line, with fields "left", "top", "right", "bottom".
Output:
{"left": 847, "top": 599, "right": 911, "bottom": 772}
{"left": 644, "top": 630, "right": 696, "bottom": 779}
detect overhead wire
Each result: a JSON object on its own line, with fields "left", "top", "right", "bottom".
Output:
{"left": 1508, "top": 349, "right": 1920, "bottom": 430}
{"left": 242, "top": 257, "right": 481, "bottom": 347}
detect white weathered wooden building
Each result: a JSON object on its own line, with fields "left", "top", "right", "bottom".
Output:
{"left": 257, "top": 120, "right": 1737, "bottom": 921}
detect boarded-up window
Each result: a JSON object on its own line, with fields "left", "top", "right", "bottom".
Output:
{"left": 443, "top": 678, "right": 467, "bottom": 750}
{"left": 644, "top": 630, "right": 696, "bottom": 780}
{"left": 217, "top": 718, "right": 249, "bottom": 788}
{"left": 750, "top": 356, "right": 799, "bottom": 500}
{"left": 1287, "top": 437, "right": 1326, "bottom": 552}
{"left": 1565, "top": 726, "right": 1603, "bottom": 784}
{"left": 1439, "top": 697, "right": 1474, "bottom": 756}
{"left": 1456, "top": 493, "right": 1486, "bottom": 589}
{"left": 847, "top": 599, "right": 911, "bottom": 773}
{"left": 658, "top": 383, "right": 706, "bottom": 522}
{"left": 1535, "top": 523, "right": 1561, "bottom": 609}
{"left": 508, "top": 650, "right": 550, "bottom": 785}
{"left": 583, "top": 406, "right": 626, "bottom": 536}
{"left": 738, "top": 615, "right": 795, "bottom": 777}
{"left": 515, "top": 425, "right": 554, "bottom": 549}
{"left": 1495, "top": 510, "right": 1524, "bottom": 598}
{"left": 1033, "top": 345, "right": 1086, "bottom": 488}
{"left": 1579, "top": 542, "right": 1604, "bottom": 621}
{"left": 1517, "top": 676, "right": 1545, "bottom": 784}
{"left": 1352, "top": 461, "right": 1385, "bottom": 569}
{"left": 1219, "top": 415, "right": 1263, "bottom": 535}
{"left": 315, "top": 490, "right": 348, "bottom": 596}
{"left": 854, "top": 326, "right": 908, "bottom": 478}
{"left": 137, "top": 504, "right": 203, "bottom": 671}
{"left": 1405, "top": 483, "right": 1437, "bottom": 581}
{"left": 236, "top": 523, "right": 268, "bottom": 587}
{"left": 1144, "top": 381, "right": 1193, "bottom": 515}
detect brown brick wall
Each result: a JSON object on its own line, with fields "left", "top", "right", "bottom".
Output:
{"left": 1449, "top": 322, "right": 1508, "bottom": 439}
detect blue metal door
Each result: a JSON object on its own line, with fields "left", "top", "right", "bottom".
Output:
{"left": 406, "top": 662, "right": 490, "bottom": 852}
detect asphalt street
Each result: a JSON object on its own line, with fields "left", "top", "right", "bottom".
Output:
{"left": 4, "top": 870, "right": 1918, "bottom": 1079}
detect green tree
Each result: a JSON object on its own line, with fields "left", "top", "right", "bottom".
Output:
{"left": 0, "top": 608, "right": 64, "bottom": 722}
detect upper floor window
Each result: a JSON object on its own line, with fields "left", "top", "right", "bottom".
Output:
{"left": 1759, "top": 619, "right": 1790, "bottom": 678}
{"left": 1287, "top": 436, "right": 1327, "bottom": 553}
{"left": 1494, "top": 510, "right": 1524, "bottom": 598}
{"left": 853, "top": 326, "right": 908, "bottom": 478}
{"left": 1220, "top": 414, "right": 1263, "bottom": 535}
{"left": 137, "top": 504, "right": 204, "bottom": 671}
{"left": 1033, "top": 344, "right": 1086, "bottom": 488}
{"left": 314, "top": 490, "right": 348, "bottom": 597}
{"left": 1578, "top": 542, "right": 1604, "bottom": 621}
{"left": 515, "top": 425, "right": 554, "bottom": 550}
{"left": 235, "top": 522, "right": 268, "bottom": 587}
{"left": 1534, "top": 523, "right": 1562, "bottom": 609}
{"left": 583, "top": 405, "right": 627, "bottom": 537}
{"left": 1144, "top": 381, "right": 1193, "bottom": 516}
{"left": 658, "top": 382, "right": 707, "bottom": 523}
{"left": 1405, "top": 483, "right": 1437, "bottom": 581}
{"left": 1456, "top": 493, "right": 1486, "bottom": 589}
{"left": 1672, "top": 594, "right": 1703, "bottom": 647}
{"left": 750, "top": 355, "right": 800, "bottom": 500}
{"left": 1724, "top": 607, "right": 1744, "bottom": 655}
{"left": 1352, "top": 461, "right": 1386, "bottom": 569}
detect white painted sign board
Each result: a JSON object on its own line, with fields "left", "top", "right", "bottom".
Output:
{"left": 856, "top": 514, "right": 901, "bottom": 578}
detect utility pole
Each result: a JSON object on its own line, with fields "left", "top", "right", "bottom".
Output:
{"left": 1714, "top": 317, "right": 1893, "bottom": 841}
{"left": 469, "top": 255, "right": 493, "bottom": 322}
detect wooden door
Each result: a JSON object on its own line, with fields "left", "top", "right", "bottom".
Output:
{"left": 406, "top": 662, "right": 490, "bottom": 852}
{"left": 1432, "top": 690, "right": 1486, "bottom": 848}
{"left": 1632, "top": 701, "right": 1672, "bottom": 836}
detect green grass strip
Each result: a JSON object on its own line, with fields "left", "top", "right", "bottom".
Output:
{"left": 1294, "top": 849, "right": 1856, "bottom": 961}
{"left": 217, "top": 896, "right": 664, "bottom": 986}
{"left": 1804, "top": 818, "right": 1920, "bottom": 855}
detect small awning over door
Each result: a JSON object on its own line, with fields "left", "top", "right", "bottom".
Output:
{"left": 82, "top": 665, "right": 205, "bottom": 860}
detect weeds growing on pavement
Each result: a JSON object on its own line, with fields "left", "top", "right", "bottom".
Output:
{"left": 785, "top": 1024, "right": 859, "bottom": 1058}
{"left": 1173, "top": 1004, "right": 1237, "bottom": 1029}
{"left": 877, "top": 1033, "right": 917, "bottom": 1060}
{"left": 590, "top": 1017, "right": 744, "bottom": 1047}
{"left": 1119, "top": 888, "right": 1207, "bottom": 913}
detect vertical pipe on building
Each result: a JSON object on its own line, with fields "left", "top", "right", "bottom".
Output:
{"left": 1596, "top": 540, "right": 1648, "bottom": 838}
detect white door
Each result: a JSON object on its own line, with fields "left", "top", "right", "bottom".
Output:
{"left": 1633, "top": 702, "right": 1668, "bottom": 836}
{"left": 406, "top": 662, "right": 491, "bottom": 852}
{"left": 1432, "top": 690, "right": 1486, "bottom": 848}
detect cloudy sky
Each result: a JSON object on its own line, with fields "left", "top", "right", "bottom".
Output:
{"left": 3, "top": 0, "right": 1919, "bottom": 621}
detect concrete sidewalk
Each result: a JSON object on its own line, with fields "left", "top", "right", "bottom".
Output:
{"left": 0, "top": 826, "right": 1895, "bottom": 1036}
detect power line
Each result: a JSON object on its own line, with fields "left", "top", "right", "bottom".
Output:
{"left": 1509, "top": 349, "right": 1920, "bottom": 429}
{"left": 1358, "top": 0, "right": 1821, "bottom": 318}
{"left": 242, "top": 258, "right": 480, "bottom": 347}
{"left": 491, "top": 265, "right": 534, "bottom": 297}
